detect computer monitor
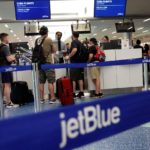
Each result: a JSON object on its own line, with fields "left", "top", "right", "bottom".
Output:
{"left": 9, "top": 42, "right": 29, "bottom": 53}
{"left": 116, "top": 22, "right": 135, "bottom": 33}
{"left": 100, "top": 40, "right": 121, "bottom": 50}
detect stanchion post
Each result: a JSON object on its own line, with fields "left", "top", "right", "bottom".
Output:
{"left": 143, "top": 56, "right": 149, "bottom": 91}
{"left": 0, "top": 74, "right": 4, "bottom": 119}
{"left": 32, "top": 63, "right": 41, "bottom": 113}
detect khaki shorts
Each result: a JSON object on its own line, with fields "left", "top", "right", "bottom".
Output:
{"left": 89, "top": 67, "right": 100, "bottom": 80}
{"left": 39, "top": 69, "right": 56, "bottom": 84}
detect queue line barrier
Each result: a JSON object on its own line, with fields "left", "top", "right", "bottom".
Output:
{"left": 0, "top": 58, "right": 149, "bottom": 118}
{"left": 0, "top": 58, "right": 145, "bottom": 73}
{"left": 0, "top": 91, "right": 150, "bottom": 150}
{"left": 0, "top": 58, "right": 149, "bottom": 149}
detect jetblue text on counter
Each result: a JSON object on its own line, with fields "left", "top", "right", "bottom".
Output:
{"left": 59, "top": 104, "right": 121, "bottom": 148}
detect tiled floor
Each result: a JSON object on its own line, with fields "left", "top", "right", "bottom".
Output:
{"left": 3, "top": 94, "right": 150, "bottom": 150}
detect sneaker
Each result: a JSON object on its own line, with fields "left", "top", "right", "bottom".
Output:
{"left": 77, "top": 92, "right": 84, "bottom": 98}
{"left": 95, "top": 93, "right": 104, "bottom": 98}
{"left": 40, "top": 99, "right": 45, "bottom": 104}
{"left": 99, "top": 93, "right": 104, "bottom": 98}
{"left": 6, "top": 103, "right": 19, "bottom": 109}
{"left": 49, "top": 99, "right": 57, "bottom": 104}
{"left": 12, "top": 104, "right": 20, "bottom": 108}
{"left": 73, "top": 93, "right": 77, "bottom": 99}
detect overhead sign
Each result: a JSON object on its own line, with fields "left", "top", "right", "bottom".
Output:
{"left": 94, "top": 0, "right": 127, "bottom": 17}
{"left": 15, "top": 0, "right": 51, "bottom": 20}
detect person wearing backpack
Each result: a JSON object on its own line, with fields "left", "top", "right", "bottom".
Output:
{"left": 65, "top": 32, "right": 85, "bottom": 99}
{"left": 88, "top": 38, "right": 104, "bottom": 98}
{"left": 33, "top": 26, "right": 56, "bottom": 104}
{"left": 0, "top": 33, "right": 19, "bottom": 108}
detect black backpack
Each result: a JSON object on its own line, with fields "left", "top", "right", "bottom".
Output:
{"left": 32, "top": 37, "right": 46, "bottom": 64}
{"left": 78, "top": 43, "right": 89, "bottom": 63}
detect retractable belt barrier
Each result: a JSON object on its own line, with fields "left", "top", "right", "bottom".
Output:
{"left": 0, "top": 58, "right": 149, "bottom": 149}
{"left": 0, "top": 65, "right": 32, "bottom": 73}
{"left": 0, "top": 91, "right": 150, "bottom": 150}
{"left": 41, "top": 58, "right": 143, "bottom": 70}
{"left": 0, "top": 58, "right": 145, "bottom": 73}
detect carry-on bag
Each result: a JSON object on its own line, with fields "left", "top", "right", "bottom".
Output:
{"left": 11, "top": 81, "right": 30, "bottom": 105}
{"left": 57, "top": 77, "right": 74, "bottom": 106}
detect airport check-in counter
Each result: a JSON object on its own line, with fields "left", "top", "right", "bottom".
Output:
{"left": 87, "top": 48, "right": 143, "bottom": 91}
{"left": 13, "top": 48, "right": 143, "bottom": 95}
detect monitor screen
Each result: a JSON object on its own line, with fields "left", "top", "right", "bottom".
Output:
{"left": 94, "top": 0, "right": 126, "bottom": 17}
{"left": 115, "top": 22, "right": 135, "bottom": 33}
{"left": 15, "top": 0, "right": 51, "bottom": 20}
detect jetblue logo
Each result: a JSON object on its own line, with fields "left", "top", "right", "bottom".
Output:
{"left": 5, "top": 67, "right": 17, "bottom": 72}
{"left": 59, "top": 105, "right": 121, "bottom": 148}
{"left": 87, "top": 63, "right": 97, "bottom": 67}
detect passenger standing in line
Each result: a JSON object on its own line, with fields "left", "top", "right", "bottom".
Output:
{"left": 54, "top": 31, "right": 67, "bottom": 64}
{"left": 0, "top": 33, "right": 19, "bottom": 108}
{"left": 65, "top": 32, "right": 84, "bottom": 98}
{"left": 88, "top": 38, "right": 103, "bottom": 98}
{"left": 144, "top": 44, "right": 150, "bottom": 57}
{"left": 144, "top": 44, "right": 150, "bottom": 72}
{"left": 134, "top": 40, "right": 144, "bottom": 56}
{"left": 36, "top": 26, "right": 56, "bottom": 104}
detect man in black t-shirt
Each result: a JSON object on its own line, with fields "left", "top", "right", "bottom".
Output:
{"left": 65, "top": 32, "right": 84, "bottom": 98}
{"left": 0, "top": 33, "right": 18, "bottom": 108}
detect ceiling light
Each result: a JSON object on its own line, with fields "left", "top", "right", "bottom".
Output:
{"left": 93, "top": 33, "right": 97, "bottom": 36}
{"left": 0, "top": 17, "right": 2, "bottom": 20}
{"left": 137, "top": 27, "right": 144, "bottom": 31}
{"left": 143, "top": 30, "right": 149, "bottom": 33}
{"left": 14, "top": 34, "right": 17, "bottom": 37}
{"left": 5, "top": 24, "right": 9, "bottom": 28}
{"left": 17, "top": 37, "right": 20, "bottom": 40}
{"left": 102, "top": 28, "right": 108, "bottom": 32}
{"left": 24, "top": 36, "right": 27, "bottom": 38}
{"left": 10, "top": 30, "right": 13, "bottom": 33}
{"left": 24, "top": 22, "right": 28, "bottom": 25}
{"left": 113, "top": 36, "right": 117, "bottom": 38}
{"left": 143, "top": 18, "right": 150, "bottom": 22}
{"left": 112, "top": 31, "right": 116, "bottom": 34}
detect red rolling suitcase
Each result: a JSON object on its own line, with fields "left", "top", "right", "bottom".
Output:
{"left": 57, "top": 77, "right": 74, "bottom": 106}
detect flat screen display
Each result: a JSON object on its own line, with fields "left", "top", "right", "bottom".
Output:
{"left": 15, "top": 0, "right": 50, "bottom": 20}
{"left": 115, "top": 22, "right": 135, "bottom": 33}
{"left": 94, "top": 0, "right": 126, "bottom": 17}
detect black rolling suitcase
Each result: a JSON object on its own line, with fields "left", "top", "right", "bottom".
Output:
{"left": 11, "top": 81, "right": 33, "bottom": 105}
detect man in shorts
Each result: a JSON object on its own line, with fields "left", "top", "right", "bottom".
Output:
{"left": 0, "top": 33, "right": 18, "bottom": 108}
{"left": 65, "top": 32, "right": 84, "bottom": 98}
{"left": 36, "top": 26, "right": 56, "bottom": 104}
{"left": 88, "top": 38, "right": 103, "bottom": 97}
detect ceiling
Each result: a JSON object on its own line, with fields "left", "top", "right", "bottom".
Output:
{"left": 0, "top": 0, "right": 150, "bottom": 48}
